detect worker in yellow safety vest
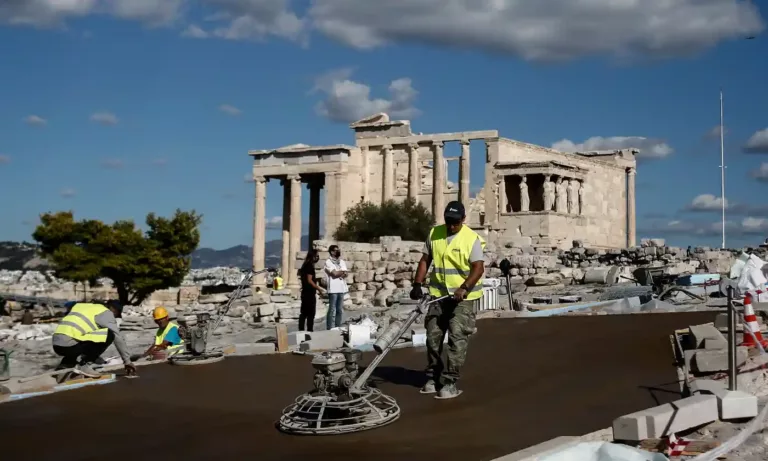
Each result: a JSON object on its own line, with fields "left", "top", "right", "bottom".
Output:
{"left": 410, "top": 201, "right": 485, "bottom": 400}
{"left": 142, "top": 306, "right": 185, "bottom": 360}
{"left": 273, "top": 272, "right": 284, "bottom": 290}
{"left": 52, "top": 300, "right": 136, "bottom": 377}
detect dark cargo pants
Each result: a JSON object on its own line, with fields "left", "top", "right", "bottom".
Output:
{"left": 424, "top": 297, "right": 477, "bottom": 386}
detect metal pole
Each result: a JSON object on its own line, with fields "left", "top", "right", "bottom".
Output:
{"left": 727, "top": 286, "right": 737, "bottom": 391}
{"left": 720, "top": 89, "right": 726, "bottom": 249}
{"left": 505, "top": 274, "right": 515, "bottom": 311}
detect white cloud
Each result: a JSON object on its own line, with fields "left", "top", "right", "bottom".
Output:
{"left": 751, "top": 163, "right": 768, "bottom": 182}
{"left": 308, "top": 0, "right": 764, "bottom": 62}
{"left": 686, "top": 194, "right": 728, "bottom": 212}
{"left": 100, "top": 158, "right": 124, "bottom": 169}
{"left": 741, "top": 217, "right": 768, "bottom": 233}
{"left": 312, "top": 68, "right": 420, "bottom": 123}
{"left": 194, "top": 0, "right": 306, "bottom": 42}
{"left": 90, "top": 111, "right": 119, "bottom": 125}
{"left": 744, "top": 128, "right": 768, "bottom": 153}
{"left": 60, "top": 187, "right": 76, "bottom": 198}
{"left": 0, "top": 0, "right": 182, "bottom": 28}
{"left": 23, "top": 114, "right": 47, "bottom": 126}
{"left": 4, "top": 1, "right": 763, "bottom": 61}
{"left": 151, "top": 158, "right": 168, "bottom": 166}
{"left": 219, "top": 104, "right": 242, "bottom": 116}
{"left": 0, "top": 154, "right": 10, "bottom": 164}
{"left": 182, "top": 24, "right": 209, "bottom": 38}
{"left": 109, "top": 0, "right": 184, "bottom": 26}
{"left": 551, "top": 136, "right": 673, "bottom": 160}
{"left": 266, "top": 216, "right": 282, "bottom": 229}
{"left": 705, "top": 125, "right": 728, "bottom": 139}
{"left": 0, "top": 0, "right": 97, "bottom": 27}
{"left": 244, "top": 173, "right": 254, "bottom": 183}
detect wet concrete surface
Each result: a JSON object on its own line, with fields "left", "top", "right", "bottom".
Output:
{"left": 0, "top": 312, "right": 717, "bottom": 461}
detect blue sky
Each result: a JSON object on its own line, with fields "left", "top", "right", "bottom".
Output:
{"left": 1, "top": 0, "right": 768, "bottom": 250}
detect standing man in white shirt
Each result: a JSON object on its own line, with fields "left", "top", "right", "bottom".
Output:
{"left": 324, "top": 245, "right": 348, "bottom": 329}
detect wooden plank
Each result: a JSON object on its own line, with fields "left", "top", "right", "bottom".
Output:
{"left": 638, "top": 438, "right": 720, "bottom": 455}
{"left": 275, "top": 324, "right": 289, "bottom": 353}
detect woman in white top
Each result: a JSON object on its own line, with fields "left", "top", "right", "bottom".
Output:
{"left": 324, "top": 245, "right": 348, "bottom": 329}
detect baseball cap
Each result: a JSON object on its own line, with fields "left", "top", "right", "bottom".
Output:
{"left": 444, "top": 201, "right": 465, "bottom": 222}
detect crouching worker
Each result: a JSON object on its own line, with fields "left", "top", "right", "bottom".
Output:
{"left": 142, "top": 306, "right": 185, "bottom": 360}
{"left": 52, "top": 300, "right": 136, "bottom": 378}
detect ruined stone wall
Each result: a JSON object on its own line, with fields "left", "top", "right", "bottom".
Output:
{"left": 301, "top": 237, "right": 743, "bottom": 308}
{"left": 0, "top": 239, "right": 748, "bottom": 319}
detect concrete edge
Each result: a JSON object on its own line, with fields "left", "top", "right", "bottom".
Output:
{"left": 488, "top": 436, "right": 582, "bottom": 460}
{"left": 2, "top": 374, "right": 117, "bottom": 404}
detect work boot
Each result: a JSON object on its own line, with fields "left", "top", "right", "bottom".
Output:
{"left": 74, "top": 363, "right": 101, "bottom": 378}
{"left": 435, "top": 383, "right": 462, "bottom": 400}
{"left": 419, "top": 379, "right": 437, "bottom": 394}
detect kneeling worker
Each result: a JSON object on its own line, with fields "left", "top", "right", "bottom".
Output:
{"left": 142, "top": 306, "right": 185, "bottom": 360}
{"left": 52, "top": 300, "right": 136, "bottom": 377}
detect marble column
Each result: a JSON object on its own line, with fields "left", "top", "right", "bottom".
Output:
{"left": 308, "top": 179, "right": 321, "bottom": 245}
{"left": 432, "top": 141, "right": 445, "bottom": 218}
{"left": 252, "top": 176, "right": 267, "bottom": 286}
{"left": 288, "top": 174, "right": 302, "bottom": 288}
{"left": 459, "top": 140, "right": 470, "bottom": 205}
{"left": 281, "top": 179, "right": 290, "bottom": 284}
{"left": 361, "top": 146, "right": 369, "bottom": 201}
{"left": 627, "top": 167, "right": 636, "bottom": 247}
{"left": 408, "top": 143, "right": 420, "bottom": 200}
{"left": 382, "top": 145, "right": 393, "bottom": 201}
{"left": 498, "top": 177, "right": 507, "bottom": 214}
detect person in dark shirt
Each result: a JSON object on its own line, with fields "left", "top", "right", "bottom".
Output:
{"left": 299, "top": 249, "right": 325, "bottom": 331}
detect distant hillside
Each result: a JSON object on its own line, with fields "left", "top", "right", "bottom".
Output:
{"left": 191, "top": 235, "right": 309, "bottom": 269}
{"left": 0, "top": 236, "right": 311, "bottom": 271}
{"left": 0, "top": 241, "right": 50, "bottom": 271}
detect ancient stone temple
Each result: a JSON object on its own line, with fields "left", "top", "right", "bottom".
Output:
{"left": 248, "top": 113, "right": 637, "bottom": 287}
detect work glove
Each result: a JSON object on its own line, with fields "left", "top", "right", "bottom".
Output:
{"left": 410, "top": 283, "right": 424, "bottom": 300}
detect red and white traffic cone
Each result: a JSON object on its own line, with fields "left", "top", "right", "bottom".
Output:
{"left": 741, "top": 292, "right": 768, "bottom": 349}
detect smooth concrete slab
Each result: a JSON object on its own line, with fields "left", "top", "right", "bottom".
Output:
{"left": 0, "top": 312, "right": 718, "bottom": 461}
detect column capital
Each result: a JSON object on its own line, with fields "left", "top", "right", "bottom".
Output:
{"left": 287, "top": 174, "right": 302, "bottom": 182}
{"left": 459, "top": 139, "right": 470, "bottom": 146}
{"left": 381, "top": 145, "right": 392, "bottom": 151}
{"left": 432, "top": 141, "right": 445, "bottom": 148}
{"left": 360, "top": 145, "right": 369, "bottom": 152}
{"left": 253, "top": 175, "right": 267, "bottom": 184}
{"left": 627, "top": 167, "right": 636, "bottom": 176}
{"left": 409, "top": 143, "right": 420, "bottom": 151}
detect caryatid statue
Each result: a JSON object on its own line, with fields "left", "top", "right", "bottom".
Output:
{"left": 543, "top": 175, "right": 554, "bottom": 211}
{"left": 519, "top": 176, "right": 529, "bottom": 212}
{"left": 555, "top": 177, "right": 568, "bottom": 212}
{"left": 577, "top": 180, "right": 585, "bottom": 215}
{"left": 567, "top": 179, "right": 577, "bottom": 214}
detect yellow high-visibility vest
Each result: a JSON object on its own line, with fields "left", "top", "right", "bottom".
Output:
{"left": 154, "top": 321, "right": 185, "bottom": 354}
{"left": 274, "top": 276, "right": 284, "bottom": 290}
{"left": 54, "top": 303, "right": 110, "bottom": 343}
{"left": 428, "top": 224, "right": 486, "bottom": 301}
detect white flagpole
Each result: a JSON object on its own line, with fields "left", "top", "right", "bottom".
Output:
{"left": 720, "top": 89, "right": 726, "bottom": 249}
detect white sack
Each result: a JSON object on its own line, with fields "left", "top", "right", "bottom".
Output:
{"left": 539, "top": 441, "right": 669, "bottom": 461}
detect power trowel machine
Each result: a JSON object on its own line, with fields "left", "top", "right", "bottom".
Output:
{"left": 169, "top": 267, "right": 275, "bottom": 366}
{"left": 277, "top": 293, "right": 449, "bottom": 435}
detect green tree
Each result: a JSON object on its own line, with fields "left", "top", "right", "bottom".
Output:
{"left": 333, "top": 197, "right": 434, "bottom": 243}
{"left": 32, "top": 209, "right": 202, "bottom": 305}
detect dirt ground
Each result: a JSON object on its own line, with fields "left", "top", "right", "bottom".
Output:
{"left": 0, "top": 312, "right": 718, "bottom": 461}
